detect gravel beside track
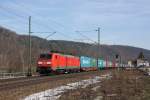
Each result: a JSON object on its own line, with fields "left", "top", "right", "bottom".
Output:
{"left": 0, "top": 76, "right": 49, "bottom": 91}
{"left": 0, "top": 76, "right": 40, "bottom": 85}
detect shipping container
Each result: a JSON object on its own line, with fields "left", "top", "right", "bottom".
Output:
{"left": 103, "top": 60, "right": 106, "bottom": 67}
{"left": 98, "top": 59, "right": 104, "bottom": 69}
{"left": 107, "top": 61, "right": 112, "bottom": 68}
{"left": 80, "top": 56, "right": 91, "bottom": 68}
{"left": 91, "top": 58, "right": 97, "bottom": 67}
{"left": 80, "top": 56, "right": 97, "bottom": 71}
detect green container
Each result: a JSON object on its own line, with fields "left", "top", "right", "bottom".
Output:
{"left": 91, "top": 58, "right": 97, "bottom": 67}
{"left": 98, "top": 59, "right": 104, "bottom": 69}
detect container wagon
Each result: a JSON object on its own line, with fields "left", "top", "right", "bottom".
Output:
{"left": 98, "top": 59, "right": 105, "bottom": 70}
{"left": 80, "top": 56, "right": 97, "bottom": 71}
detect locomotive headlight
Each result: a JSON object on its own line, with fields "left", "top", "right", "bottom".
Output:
{"left": 47, "top": 62, "right": 51, "bottom": 64}
{"left": 38, "top": 61, "right": 43, "bottom": 64}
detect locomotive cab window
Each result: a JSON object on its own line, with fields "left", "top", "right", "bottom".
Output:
{"left": 40, "top": 54, "right": 52, "bottom": 59}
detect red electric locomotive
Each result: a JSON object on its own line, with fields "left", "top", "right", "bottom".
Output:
{"left": 37, "top": 53, "right": 80, "bottom": 74}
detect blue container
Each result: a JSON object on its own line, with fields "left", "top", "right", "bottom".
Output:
{"left": 80, "top": 56, "right": 91, "bottom": 68}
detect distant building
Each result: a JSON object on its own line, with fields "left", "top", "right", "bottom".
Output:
{"left": 137, "top": 59, "right": 149, "bottom": 67}
{"left": 128, "top": 61, "right": 134, "bottom": 67}
{"left": 128, "top": 52, "right": 150, "bottom": 67}
{"left": 136, "top": 52, "right": 149, "bottom": 67}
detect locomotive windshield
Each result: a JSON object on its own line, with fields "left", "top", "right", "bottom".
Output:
{"left": 40, "top": 54, "right": 52, "bottom": 59}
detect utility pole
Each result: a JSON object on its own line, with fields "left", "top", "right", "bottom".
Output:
{"left": 27, "top": 16, "right": 56, "bottom": 76}
{"left": 96, "top": 27, "right": 100, "bottom": 68}
{"left": 28, "top": 16, "right": 32, "bottom": 76}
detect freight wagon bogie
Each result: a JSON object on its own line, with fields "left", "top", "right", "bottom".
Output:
{"left": 36, "top": 67, "right": 52, "bottom": 75}
{"left": 55, "top": 68, "right": 80, "bottom": 74}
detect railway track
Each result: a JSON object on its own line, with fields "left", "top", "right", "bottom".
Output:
{"left": 0, "top": 76, "right": 49, "bottom": 91}
{"left": 0, "top": 71, "right": 103, "bottom": 91}
{"left": 0, "top": 76, "right": 40, "bottom": 84}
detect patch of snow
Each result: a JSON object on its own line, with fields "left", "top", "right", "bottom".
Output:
{"left": 107, "top": 94, "right": 117, "bottom": 97}
{"left": 23, "top": 73, "right": 111, "bottom": 100}
{"left": 91, "top": 86, "right": 101, "bottom": 91}
{"left": 94, "top": 96, "right": 103, "bottom": 100}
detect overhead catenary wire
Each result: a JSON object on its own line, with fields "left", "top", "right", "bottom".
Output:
{"left": 75, "top": 31, "right": 97, "bottom": 44}
{"left": 0, "top": 1, "right": 98, "bottom": 44}
{"left": 1, "top": 1, "right": 95, "bottom": 43}
{"left": 0, "top": 4, "right": 74, "bottom": 43}
{"left": 44, "top": 32, "right": 56, "bottom": 39}
{"left": 11, "top": 0, "right": 76, "bottom": 33}
{"left": 0, "top": 5, "right": 44, "bottom": 33}
{"left": 8, "top": 1, "right": 75, "bottom": 39}
{"left": 0, "top": 6, "right": 27, "bottom": 20}
{"left": 0, "top": 5, "right": 62, "bottom": 36}
{"left": 0, "top": 1, "right": 98, "bottom": 57}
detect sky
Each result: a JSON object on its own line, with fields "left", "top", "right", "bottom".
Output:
{"left": 0, "top": 0, "right": 150, "bottom": 50}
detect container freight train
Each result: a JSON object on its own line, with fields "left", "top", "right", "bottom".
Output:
{"left": 37, "top": 52, "right": 116, "bottom": 74}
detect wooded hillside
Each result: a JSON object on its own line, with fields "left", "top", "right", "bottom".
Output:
{"left": 0, "top": 26, "right": 150, "bottom": 72}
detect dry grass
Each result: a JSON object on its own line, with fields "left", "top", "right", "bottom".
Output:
{"left": 100, "top": 69, "right": 144, "bottom": 100}
{"left": 59, "top": 69, "right": 150, "bottom": 100}
{"left": 59, "top": 83, "right": 99, "bottom": 100}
